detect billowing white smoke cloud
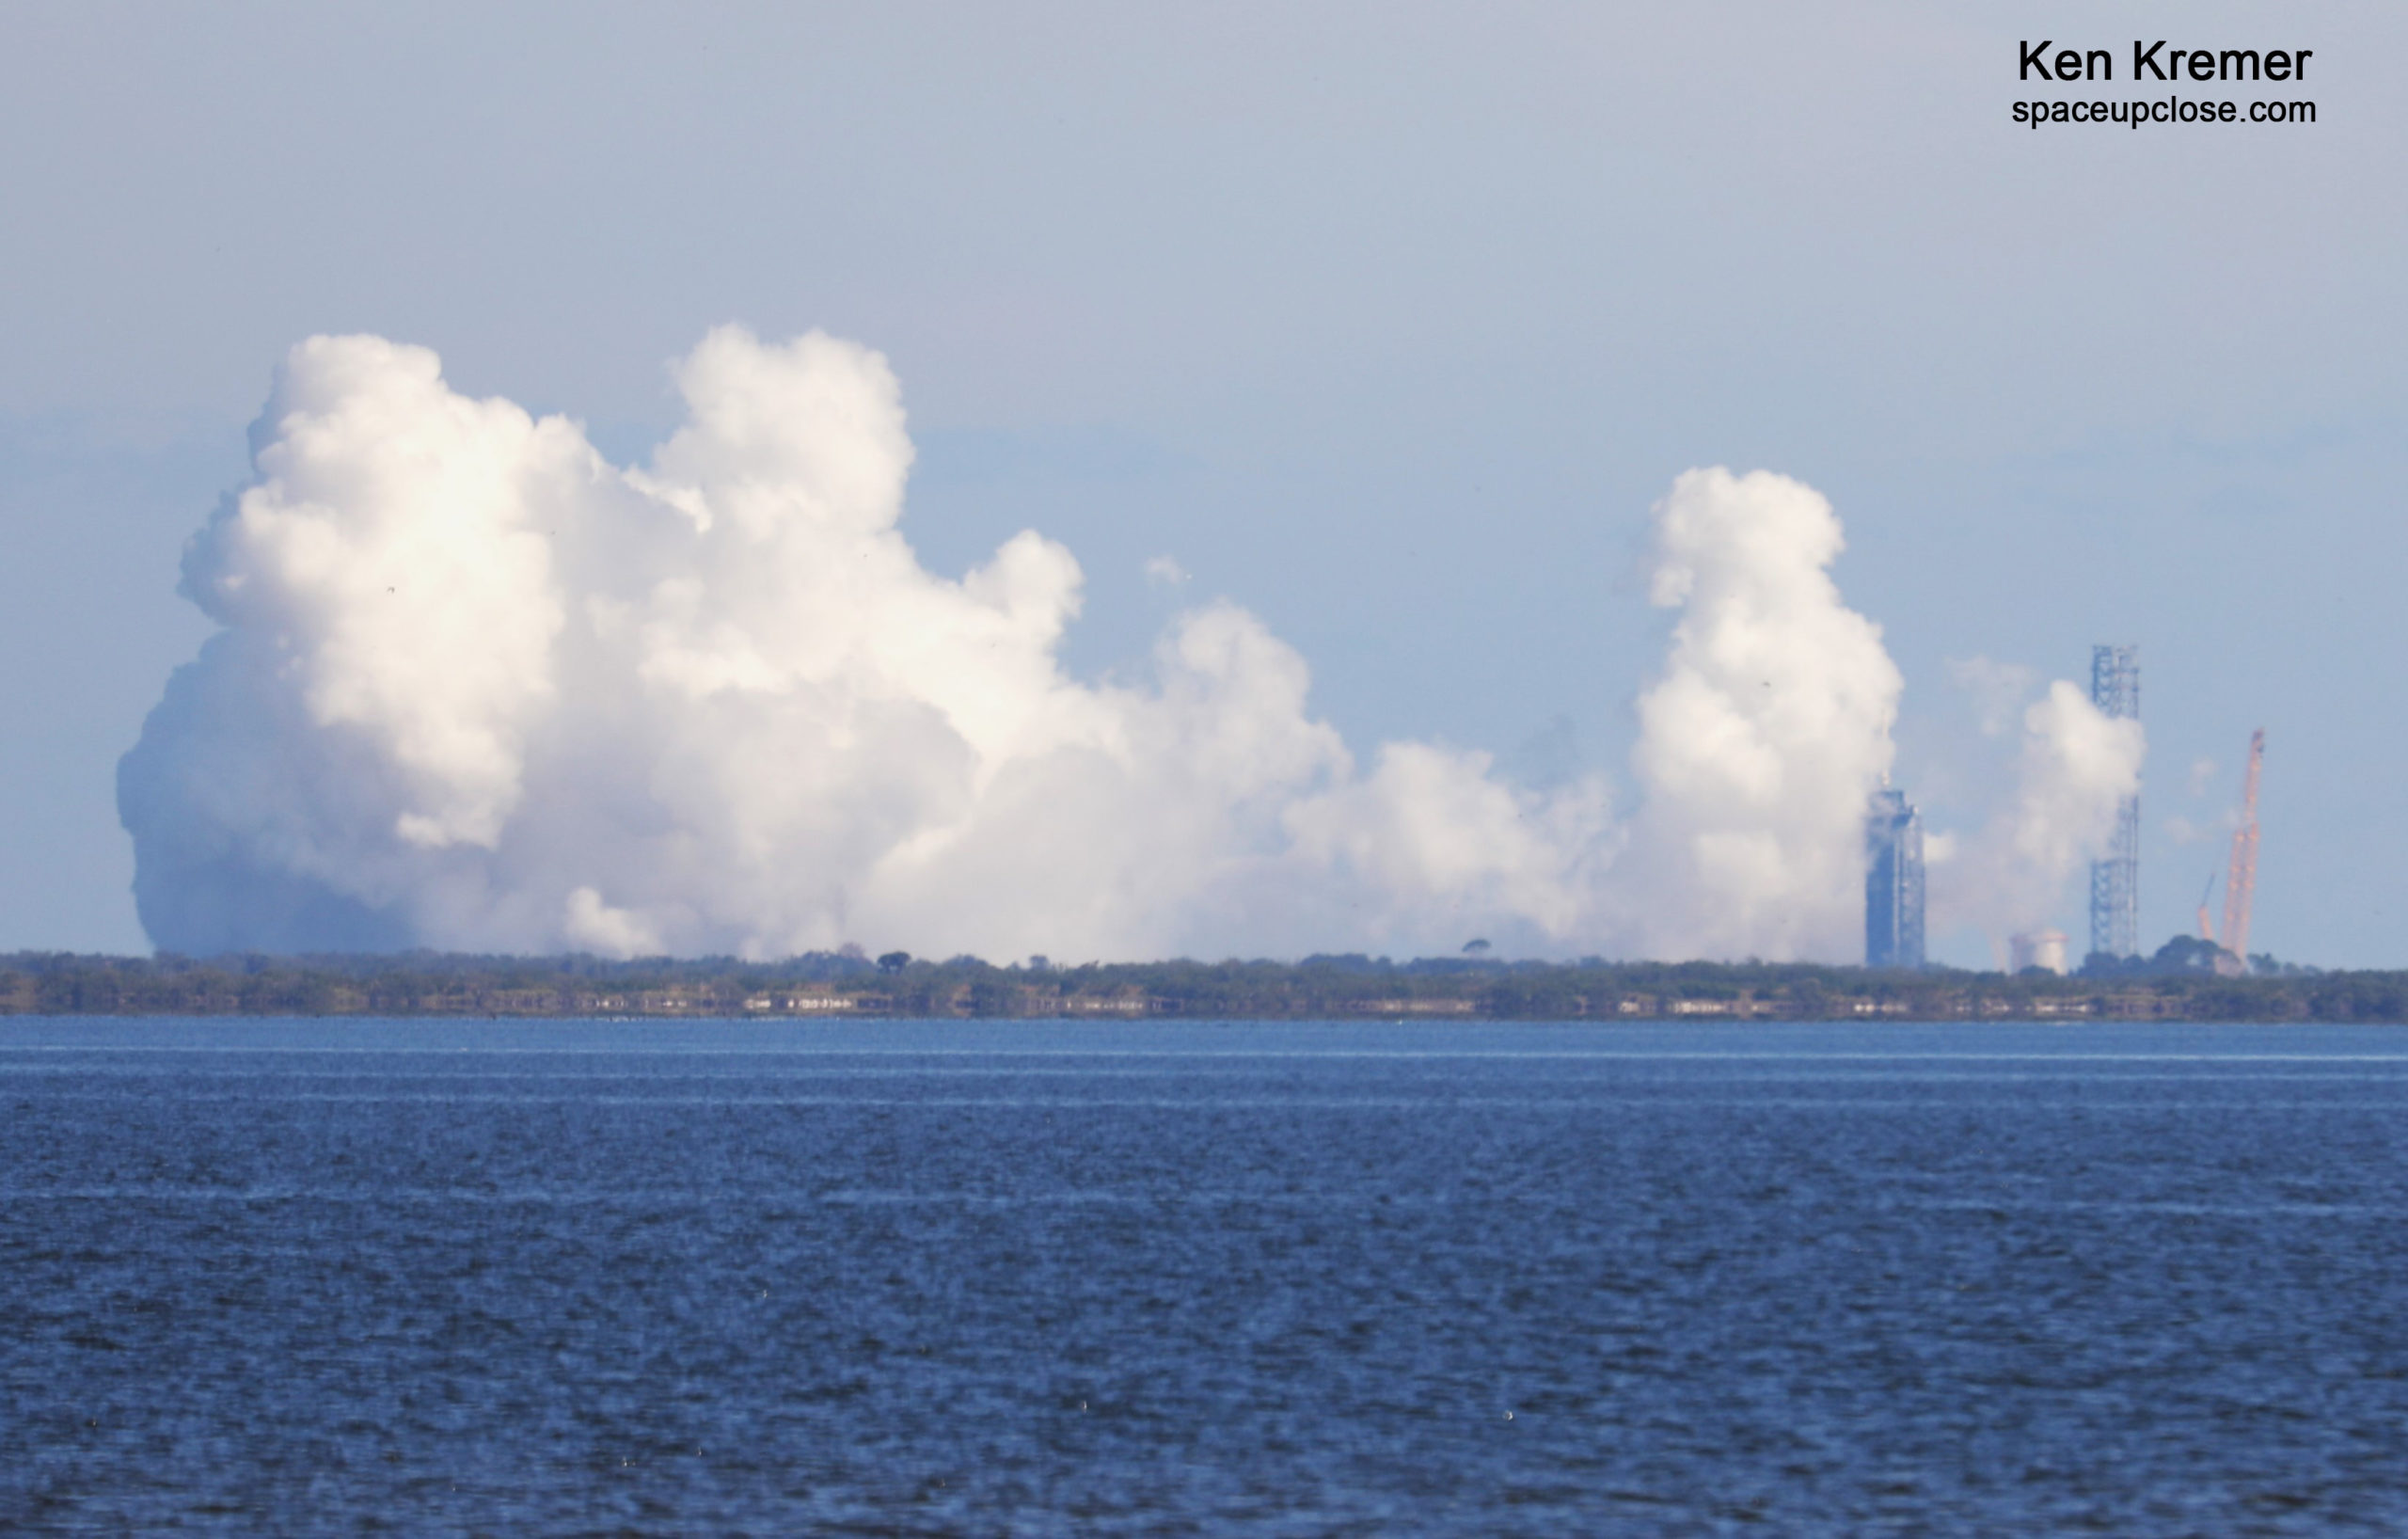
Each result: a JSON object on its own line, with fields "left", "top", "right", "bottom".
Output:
{"left": 120, "top": 328, "right": 1911, "bottom": 961}
{"left": 1928, "top": 677, "right": 2147, "bottom": 947}
{"left": 1614, "top": 469, "right": 1902, "bottom": 960}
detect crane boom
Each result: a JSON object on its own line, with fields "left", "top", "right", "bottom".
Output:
{"left": 2219, "top": 728, "right": 2264, "bottom": 968}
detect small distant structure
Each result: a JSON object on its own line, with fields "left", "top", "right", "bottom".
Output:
{"left": 2087, "top": 645, "right": 2142, "bottom": 961}
{"left": 1865, "top": 785, "right": 1925, "bottom": 969}
{"left": 2009, "top": 929, "right": 2069, "bottom": 976}
{"left": 1462, "top": 939, "right": 1492, "bottom": 956}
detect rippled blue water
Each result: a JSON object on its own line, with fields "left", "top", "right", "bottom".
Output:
{"left": 5, "top": 1019, "right": 2408, "bottom": 1534}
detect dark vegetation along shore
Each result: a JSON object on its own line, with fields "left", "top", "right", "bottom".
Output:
{"left": 4, "top": 944, "right": 2403, "bottom": 1023}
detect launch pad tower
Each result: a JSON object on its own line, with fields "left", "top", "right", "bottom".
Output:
{"left": 2088, "top": 644, "right": 2141, "bottom": 962}
{"left": 1866, "top": 786, "right": 1926, "bottom": 970}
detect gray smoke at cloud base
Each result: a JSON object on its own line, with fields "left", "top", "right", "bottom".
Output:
{"left": 118, "top": 327, "right": 2133, "bottom": 961}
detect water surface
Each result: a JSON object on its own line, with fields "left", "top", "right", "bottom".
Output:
{"left": 5, "top": 1019, "right": 2405, "bottom": 1533}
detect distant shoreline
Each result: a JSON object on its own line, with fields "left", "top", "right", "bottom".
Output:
{"left": 5, "top": 953, "right": 2401, "bottom": 1023}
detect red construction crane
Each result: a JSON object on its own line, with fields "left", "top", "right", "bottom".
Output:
{"left": 2218, "top": 728, "right": 2265, "bottom": 968}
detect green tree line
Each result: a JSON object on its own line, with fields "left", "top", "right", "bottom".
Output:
{"left": 5, "top": 949, "right": 2405, "bottom": 1022}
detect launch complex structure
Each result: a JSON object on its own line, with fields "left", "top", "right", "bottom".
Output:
{"left": 2081, "top": 645, "right": 2267, "bottom": 973}
{"left": 1864, "top": 786, "right": 1925, "bottom": 970}
{"left": 1868, "top": 643, "right": 2265, "bottom": 975}
{"left": 2088, "top": 645, "right": 2142, "bottom": 963}
{"left": 2196, "top": 727, "right": 2265, "bottom": 975}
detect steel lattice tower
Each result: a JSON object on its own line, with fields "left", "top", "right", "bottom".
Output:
{"left": 2088, "top": 645, "right": 2141, "bottom": 961}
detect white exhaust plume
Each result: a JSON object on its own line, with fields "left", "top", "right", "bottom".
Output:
{"left": 121, "top": 328, "right": 1916, "bottom": 961}
{"left": 1928, "top": 678, "right": 2147, "bottom": 945}
{"left": 1614, "top": 469, "right": 1903, "bottom": 960}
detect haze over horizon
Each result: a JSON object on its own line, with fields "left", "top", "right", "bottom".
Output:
{"left": 4, "top": 3, "right": 2401, "bottom": 965}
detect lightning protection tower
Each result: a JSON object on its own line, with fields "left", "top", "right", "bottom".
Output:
{"left": 2088, "top": 644, "right": 2141, "bottom": 961}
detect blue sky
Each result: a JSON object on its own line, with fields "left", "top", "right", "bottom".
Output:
{"left": 3, "top": 2, "right": 2401, "bottom": 964}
